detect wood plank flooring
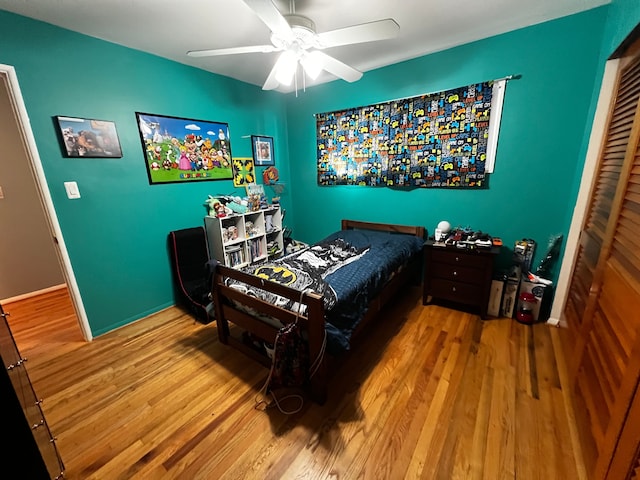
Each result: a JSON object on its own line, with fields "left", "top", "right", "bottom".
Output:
{"left": 3, "top": 286, "right": 585, "bottom": 479}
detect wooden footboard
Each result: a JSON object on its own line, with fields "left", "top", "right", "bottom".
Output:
{"left": 211, "top": 264, "right": 329, "bottom": 402}
{"left": 211, "top": 219, "right": 425, "bottom": 404}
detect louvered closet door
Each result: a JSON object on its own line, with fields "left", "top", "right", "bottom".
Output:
{"left": 607, "top": 382, "right": 640, "bottom": 479}
{"left": 562, "top": 37, "right": 640, "bottom": 480}
{"left": 591, "top": 116, "right": 640, "bottom": 480}
{"left": 563, "top": 53, "right": 640, "bottom": 356}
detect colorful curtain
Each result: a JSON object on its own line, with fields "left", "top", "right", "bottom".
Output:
{"left": 316, "top": 81, "right": 494, "bottom": 188}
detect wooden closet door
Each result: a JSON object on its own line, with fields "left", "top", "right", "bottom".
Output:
{"left": 607, "top": 382, "right": 640, "bottom": 479}
{"left": 562, "top": 37, "right": 640, "bottom": 479}
{"left": 563, "top": 49, "right": 640, "bottom": 357}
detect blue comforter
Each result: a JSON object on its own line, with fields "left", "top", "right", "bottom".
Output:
{"left": 320, "top": 229, "right": 424, "bottom": 353}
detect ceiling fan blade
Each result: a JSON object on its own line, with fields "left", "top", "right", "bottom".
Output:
{"left": 243, "top": 0, "right": 293, "bottom": 39}
{"left": 313, "top": 51, "right": 362, "bottom": 83}
{"left": 187, "top": 45, "right": 278, "bottom": 58}
{"left": 316, "top": 19, "right": 400, "bottom": 48}
{"left": 262, "top": 57, "right": 283, "bottom": 90}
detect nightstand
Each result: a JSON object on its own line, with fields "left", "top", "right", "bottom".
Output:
{"left": 422, "top": 240, "right": 500, "bottom": 319}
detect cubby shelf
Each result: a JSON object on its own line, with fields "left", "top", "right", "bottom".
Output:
{"left": 204, "top": 205, "right": 283, "bottom": 268}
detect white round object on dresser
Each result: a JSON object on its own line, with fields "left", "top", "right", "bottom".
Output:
{"left": 435, "top": 220, "right": 451, "bottom": 242}
{"left": 437, "top": 220, "right": 451, "bottom": 233}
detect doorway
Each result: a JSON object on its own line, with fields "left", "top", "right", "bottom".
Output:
{"left": 0, "top": 64, "right": 91, "bottom": 341}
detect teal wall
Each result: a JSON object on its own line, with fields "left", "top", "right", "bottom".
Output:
{"left": 0, "top": 10, "right": 291, "bottom": 336}
{"left": 2, "top": 2, "right": 639, "bottom": 337}
{"left": 602, "top": 0, "right": 640, "bottom": 56}
{"left": 284, "top": 8, "right": 609, "bottom": 274}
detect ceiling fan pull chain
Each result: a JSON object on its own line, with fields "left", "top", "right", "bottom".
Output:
{"left": 302, "top": 65, "right": 306, "bottom": 94}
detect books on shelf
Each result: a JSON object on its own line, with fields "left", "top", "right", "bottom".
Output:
{"left": 248, "top": 239, "right": 263, "bottom": 261}
{"left": 225, "top": 245, "right": 245, "bottom": 267}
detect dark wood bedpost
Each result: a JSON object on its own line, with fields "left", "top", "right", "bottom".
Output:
{"left": 211, "top": 268, "right": 229, "bottom": 344}
{"left": 306, "top": 291, "right": 328, "bottom": 404}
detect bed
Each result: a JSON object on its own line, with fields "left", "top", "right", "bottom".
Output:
{"left": 211, "top": 219, "right": 426, "bottom": 403}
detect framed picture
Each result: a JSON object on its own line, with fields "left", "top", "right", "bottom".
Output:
{"left": 251, "top": 135, "right": 275, "bottom": 166}
{"left": 55, "top": 116, "right": 122, "bottom": 158}
{"left": 135, "top": 112, "right": 233, "bottom": 185}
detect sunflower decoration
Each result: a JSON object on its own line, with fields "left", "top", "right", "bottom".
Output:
{"left": 232, "top": 157, "right": 255, "bottom": 187}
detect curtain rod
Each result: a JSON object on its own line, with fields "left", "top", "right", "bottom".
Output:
{"left": 313, "top": 74, "right": 522, "bottom": 117}
{"left": 495, "top": 74, "right": 522, "bottom": 82}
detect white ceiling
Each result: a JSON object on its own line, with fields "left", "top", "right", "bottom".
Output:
{"left": 0, "top": 0, "right": 610, "bottom": 93}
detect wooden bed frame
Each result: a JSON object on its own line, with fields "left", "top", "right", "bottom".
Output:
{"left": 211, "top": 219, "right": 425, "bottom": 404}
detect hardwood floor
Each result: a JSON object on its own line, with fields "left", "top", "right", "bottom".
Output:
{"left": 4, "top": 286, "right": 585, "bottom": 479}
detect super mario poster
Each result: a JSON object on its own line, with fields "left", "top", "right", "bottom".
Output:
{"left": 136, "top": 112, "right": 233, "bottom": 185}
{"left": 316, "top": 82, "right": 493, "bottom": 188}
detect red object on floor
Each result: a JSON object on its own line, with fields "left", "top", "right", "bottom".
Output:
{"left": 516, "top": 291, "right": 537, "bottom": 324}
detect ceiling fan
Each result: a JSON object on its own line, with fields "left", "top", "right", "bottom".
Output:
{"left": 187, "top": 0, "right": 399, "bottom": 91}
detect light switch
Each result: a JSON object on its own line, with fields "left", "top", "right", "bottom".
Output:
{"left": 64, "top": 181, "right": 81, "bottom": 199}
{"left": 0, "top": 186, "right": 4, "bottom": 199}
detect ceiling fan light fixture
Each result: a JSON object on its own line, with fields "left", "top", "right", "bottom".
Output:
{"left": 300, "top": 51, "right": 323, "bottom": 79}
{"left": 188, "top": 1, "right": 399, "bottom": 91}
{"left": 274, "top": 50, "right": 298, "bottom": 86}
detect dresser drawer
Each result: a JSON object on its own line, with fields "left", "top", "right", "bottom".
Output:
{"left": 431, "top": 249, "right": 489, "bottom": 269}
{"left": 431, "top": 261, "right": 484, "bottom": 285}
{"left": 429, "top": 279, "right": 482, "bottom": 305}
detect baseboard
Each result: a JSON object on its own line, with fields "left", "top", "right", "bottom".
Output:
{"left": 546, "top": 316, "right": 560, "bottom": 327}
{"left": 1, "top": 284, "right": 66, "bottom": 304}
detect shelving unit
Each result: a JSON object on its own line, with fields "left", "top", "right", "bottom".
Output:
{"left": 205, "top": 205, "right": 283, "bottom": 268}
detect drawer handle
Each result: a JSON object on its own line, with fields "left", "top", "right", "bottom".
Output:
{"left": 452, "top": 286, "right": 457, "bottom": 292}
{"left": 453, "top": 271, "right": 458, "bottom": 276}
{"left": 455, "top": 256, "right": 460, "bottom": 262}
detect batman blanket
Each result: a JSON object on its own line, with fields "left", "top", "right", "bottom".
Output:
{"left": 226, "top": 238, "right": 369, "bottom": 315}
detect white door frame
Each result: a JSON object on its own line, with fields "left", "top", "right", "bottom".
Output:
{"left": 1, "top": 64, "right": 92, "bottom": 341}
{"left": 548, "top": 59, "right": 619, "bottom": 327}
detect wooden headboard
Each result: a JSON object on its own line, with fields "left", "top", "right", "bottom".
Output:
{"left": 341, "top": 219, "right": 426, "bottom": 239}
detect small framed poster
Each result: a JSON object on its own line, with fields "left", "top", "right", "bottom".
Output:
{"left": 55, "top": 116, "right": 122, "bottom": 158}
{"left": 251, "top": 135, "right": 275, "bottom": 166}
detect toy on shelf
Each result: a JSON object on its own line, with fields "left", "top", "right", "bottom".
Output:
{"left": 204, "top": 195, "right": 248, "bottom": 217}
{"left": 247, "top": 194, "right": 261, "bottom": 211}
{"left": 204, "top": 195, "right": 230, "bottom": 217}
